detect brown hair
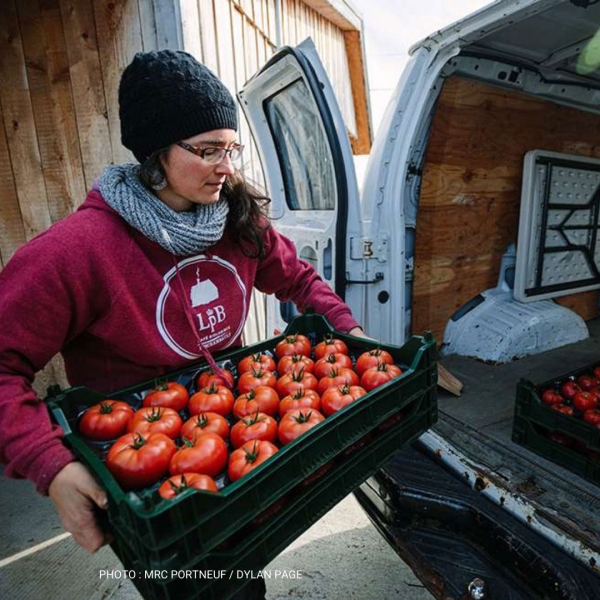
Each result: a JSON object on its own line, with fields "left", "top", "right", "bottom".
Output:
{"left": 138, "top": 147, "right": 169, "bottom": 190}
{"left": 221, "top": 172, "right": 271, "bottom": 260}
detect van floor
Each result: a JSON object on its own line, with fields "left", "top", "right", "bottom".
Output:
{"left": 435, "top": 318, "right": 600, "bottom": 561}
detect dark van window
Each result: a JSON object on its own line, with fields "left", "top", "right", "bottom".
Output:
{"left": 264, "top": 78, "right": 335, "bottom": 210}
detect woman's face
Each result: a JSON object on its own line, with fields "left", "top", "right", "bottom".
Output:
{"left": 157, "top": 128, "right": 238, "bottom": 212}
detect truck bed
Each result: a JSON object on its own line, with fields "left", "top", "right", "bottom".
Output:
{"left": 434, "top": 318, "right": 600, "bottom": 568}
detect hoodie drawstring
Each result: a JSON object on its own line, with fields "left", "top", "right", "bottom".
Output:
{"left": 171, "top": 255, "right": 231, "bottom": 387}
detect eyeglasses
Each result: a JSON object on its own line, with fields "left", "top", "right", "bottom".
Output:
{"left": 175, "top": 141, "right": 244, "bottom": 164}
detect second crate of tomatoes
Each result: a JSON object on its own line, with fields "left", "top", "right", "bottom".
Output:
{"left": 513, "top": 362, "right": 600, "bottom": 486}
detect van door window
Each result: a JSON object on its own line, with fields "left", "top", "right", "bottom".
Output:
{"left": 264, "top": 78, "right": 336, "bottom": 211}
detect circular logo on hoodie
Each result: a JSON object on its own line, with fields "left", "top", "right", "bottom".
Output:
{"left": 156, "top": 255, "right": 247, "bottom": 358}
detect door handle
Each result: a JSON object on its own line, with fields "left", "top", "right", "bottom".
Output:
{"left": 345, "top": 272, "right": 384, "bottom": 284}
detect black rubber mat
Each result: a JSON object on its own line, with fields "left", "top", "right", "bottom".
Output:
{"left": 355, "top": 444, "right": 600, "bottom": 600}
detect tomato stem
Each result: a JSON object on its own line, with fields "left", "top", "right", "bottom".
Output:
{"left": 243, "top": 440, "right": 260, "bottom": 463}
{"left": 293, "top": 410, "right": 313, "bottom": 423}
{"left": 99, "top": 401, "right": 115, "bottom": 414}
{"left": 242, "top": 410, "right": 266, "bottom": 426}
{"left": 145, "top": 406, "right": 165, "bottom": 422}
{"left": 131, "top": 432, "right": 147, "bottom": 449}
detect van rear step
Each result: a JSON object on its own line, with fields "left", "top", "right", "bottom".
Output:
{"left": 355, "top": 444, "right": 600, "bottom": 600}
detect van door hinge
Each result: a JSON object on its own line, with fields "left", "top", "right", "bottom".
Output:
{"left": 350, "top": 235, "right": 389, "bottom": 263}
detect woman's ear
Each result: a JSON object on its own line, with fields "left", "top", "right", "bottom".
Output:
{"left": 158, "top": 147, "right": 171, "bottom": 171}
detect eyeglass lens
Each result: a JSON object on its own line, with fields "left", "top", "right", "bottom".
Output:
{"left": 202, "top": 146, "right": 243, "bottom": 163}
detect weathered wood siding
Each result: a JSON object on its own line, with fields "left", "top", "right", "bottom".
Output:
{"left": 0, "top": 0, "right": 368, "bottom": 269}
{"left": 412, "top": 75, "right": 600, "bottom": 344}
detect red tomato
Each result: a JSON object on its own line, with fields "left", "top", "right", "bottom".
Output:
{"left": 561, "top": 380, "right": 581, "bottom": 399}
{"left": 79, "top": 400, "right": 134, "bottom": 441}
{"left": 277, "top": 354, "right": 315, "bottom": 376}
{"left": 541, "top": 389, "right": 563, "bottom": 406}
{"left": 230, "top": 412, "right": 278, "bottom": 449}
{"left": 169, "top": 432, "right": 228, "bottom": 478}
{"left": 313, "top": 353, "right": 354, "bottom": 380}
{"left": 314, "top": 336, "right": 349, "bottom": 360}
{"left": 594, "top": 366, "right": 600, "bottom": 380}
{"left": 573, "top": 391, "right": 599, "bottom": 412}
{"left": 238, "top": 353, "right": 276, "bottom": 374}
{"left": 233, "top": 386, "right": 280, "bottom": 419}
{"left": 278, "top": 408, "right": 325, "bottom": 445}
{"left": 551, "top": 403, "right": 575, "bottom": 416}
{"left": 189, "top": 384, "right": 234, "bottom": 417}
{"left": 180, "top": 412, "right": 230, "bottom": 441}
{"left": 158, "top": 473, "right": 218, "bottom": 499}
{"left": 321, "top": 385, "right": 367, "bottom": 417}
{"left": 237, "top": 368, "right": 277, "bottom": 395}
{"left": 577, "top": 375, "right": 599, "bottom": 391}
{"left": 196, "top": 368, "right": 235, "bottom": 390}
{"left": 276, "top": 369, "right": 319, "bottom": 398}
{"left": 355, "top": 349, "right": 394, "bottom": 377}
{"left": 128, "top": 406, "right": 182, "bottom": 439}
{"left": 142, "top": 382, "right": 189, "bottom": 412}
{"left": 583, "top": 408, "right": 600, "bottom": 426}
{"left": 106, "top": 432, "right": 176, "bottom": 490}
{"left": 360, "top": 363, "right": 403, "bottom": 392}
{"left": 228, "top": 440, "right": 279, "bottom": 482}
{"left": 279, "top": 387, "right": 321, "bottom": 417}
{"left": 275, "top": 334, "right": 312, "bottom": 359}
{"left": 317, "top": 367, "right": 360, "bottom": 396}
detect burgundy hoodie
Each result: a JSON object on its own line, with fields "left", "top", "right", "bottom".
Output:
{"left": 0, "top": 190, "right": 359, "bottom": 493}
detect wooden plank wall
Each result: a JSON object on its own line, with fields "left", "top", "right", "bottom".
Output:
{"left": 0, "top": 0, "right": 150, "bottom": 270}
{"left": 0, "top": 0, "right": 364, "bottom": 271}
{"left": 412, "top": 75, "right": 600, "bottom": 344}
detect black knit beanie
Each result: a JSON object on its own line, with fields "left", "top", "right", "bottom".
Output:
{"left": 119, "top": 50, "right": 238, "bottom": 163}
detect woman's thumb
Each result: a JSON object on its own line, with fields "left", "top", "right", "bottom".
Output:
{"left": 91, "top": 487, "right": 109, "bottom": 510}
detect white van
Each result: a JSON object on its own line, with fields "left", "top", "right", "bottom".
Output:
{"left": 239, "top": 0, "right": 600, "bottom": 596}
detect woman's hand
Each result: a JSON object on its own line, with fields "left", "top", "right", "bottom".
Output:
{"left": 348, "top": 326, "right": 371, "bottom": 339}
{"left": 48, "top": 461, "right": 112, "bottom": 552}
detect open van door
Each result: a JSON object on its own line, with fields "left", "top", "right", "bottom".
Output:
{"left": 238, "top": 38, "right": 364, "bottom": 335}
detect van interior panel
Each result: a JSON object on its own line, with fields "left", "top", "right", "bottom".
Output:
{"left": 412, "top": 75, "right": 600, "bottom": 344}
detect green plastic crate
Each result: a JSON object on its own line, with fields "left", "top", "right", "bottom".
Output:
{"left": 46, "top": 314, "right": 437, "bottom": 597}
{"left": 513, "top": 367, "right": 600, "bottom": 485}
{"left": 112, "top": 402, "right": 433, "bottom": 600}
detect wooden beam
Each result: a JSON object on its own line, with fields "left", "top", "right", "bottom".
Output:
{"left": 344, "top": 29, "right": 371, "bottom": 154}
{"left": 93, "top": 0, "right": 141, "bottom": 165}
{"left": 214, "top": 0, "right": 237, "bottom": 90}
{"left": 198, "top": 0, "right": 219, "bottom": 73}
{"left": 18, "top": 0, "right": 86, "bottom": 221}
{"left": 152, "top": 0, "right": 182, "bottom": 49}
{"left": 300, "top": 0, "right": 361, "bottom": 31}
{"left": 180, "top": 0, "right": 202, "bottom": 59}
{"left": 138, "top": 0, "right": 158, "bottom": 51}
{"left": 0, "top": 0, "right": 52, "bottom": 243}
{"left": 59, "top": 0, "right": 113, "bottom": 187}
{"left": 0, "top": 98, "right": 26, "bottom": 268}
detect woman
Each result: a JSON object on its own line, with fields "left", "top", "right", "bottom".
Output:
{"left": 0, "top": 50, "right": 363, "bottom": 560}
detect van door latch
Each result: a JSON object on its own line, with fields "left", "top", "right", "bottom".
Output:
{"left": 350, "top": 235, "right": 389, "bottom": 262}
{"left": 346, "top": 272, "right": 384, "bottom": 285}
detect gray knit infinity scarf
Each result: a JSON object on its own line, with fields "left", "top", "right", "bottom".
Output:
{"left": 98, "top": 164, "right": 229, "bottom": 255}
